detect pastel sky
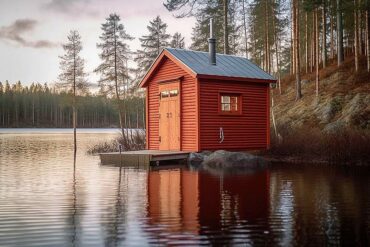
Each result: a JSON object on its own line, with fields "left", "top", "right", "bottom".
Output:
{"left": 0, "top": 0, "right": 195, "bottom": 87}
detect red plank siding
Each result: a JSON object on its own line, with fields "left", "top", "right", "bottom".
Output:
{"left": 199, "top": 78, "right": 270, "bottom": 150}
{"left": 147, "top": 57, "right": 198, "bottom": 151}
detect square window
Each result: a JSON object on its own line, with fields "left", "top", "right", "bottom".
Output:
{"left": 219, "top": 93, "right": 241, "bottom": 114}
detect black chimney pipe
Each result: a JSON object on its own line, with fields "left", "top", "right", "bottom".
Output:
{"left": 208, "top": 18, "right": 216, "bottom": 65}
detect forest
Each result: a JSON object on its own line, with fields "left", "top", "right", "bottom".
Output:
{"left": 164, "top": 0, "right": 370, "bottom": 99}
{"left": 0, "top": 0, "right": 369, "bottom": 131}
{"left": 0, "top": 81, "right": 145, "bottom": 128}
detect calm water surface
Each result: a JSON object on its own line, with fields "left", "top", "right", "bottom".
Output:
{"left": 0, "top": 129, "right": 369, "bottom": 246}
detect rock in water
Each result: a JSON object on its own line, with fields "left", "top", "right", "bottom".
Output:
{"left": 188, "top": 151, "right": 212, "bottom": 167}
{"left": 190, "top": 150, "right": 267, "bottom": 175}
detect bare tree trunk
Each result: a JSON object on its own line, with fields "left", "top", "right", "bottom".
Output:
{"left": 322, "top": 1, "right": 327, "bottom": 68}
{"left": 291, "top": 0, "right": 295, "bottom": 75}
{"left": 271, "top": 90, "right": 279, "bottom": 138}
{"left": 305, "top": 12, "right": 309, "bottom": 74}
{"left": 272, "top": 1, "right": 281, "bottom": 94}
{"left": 32, "top": 98, "right": 35, "bottom": 126}
{"left": 354, "top": 0, "right": 359, "bottom": 72}
{"left": 311, "top": 11, "right": 315, "bottom": 73}
{"left": 330, "top": 10, "right": 335, "bottom": 59}
{"left": 359, "top": 4, "right": 363, "bottom": 55}
{"left": 315, "top": 8, "right": 320, "bottom": 97}
{"left": 264, "top": 0, "right": 270, "bottom": 73}
{"left": 72, "top": 40, "right": 77, "bottom": 155}
{"left": 223, "top": 0, "right": 229, "bottom": 54}
{"left": 294, "top": 0, "right": 302, "bottom": 100}
{"left": 136, "top": 105, "right": 139, "bottom": 129}
{"left": 242, "top": 0, "right": 248, "bottom": 58}
{"left": 112, "top": 21, "right": 126, "bottom": 142}
{"left": 337, "top": 0, "right": 344, "bottom": 65}
{"left": 142, "top": 96, "right": 145, "bottom": 130}
{"left": 73, "top": 93, "right": 77, "bottom": 155}
{"left": 366, "top": 8, "right": 370, "bottom": 72}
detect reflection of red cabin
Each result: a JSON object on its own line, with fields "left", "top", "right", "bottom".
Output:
{"left": 147, "top": 169, "right": 270, "bottom": 235}
{"left": 139, "top": 48, "right": 275, "bottom": 152}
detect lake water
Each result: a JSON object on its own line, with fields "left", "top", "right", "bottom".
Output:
{"left": 0, "top": 129, "right": 369, "bottom": 246}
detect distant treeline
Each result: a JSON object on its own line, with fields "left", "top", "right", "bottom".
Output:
{"left": 0, "top": 81, "right": 145, "bottom": 128}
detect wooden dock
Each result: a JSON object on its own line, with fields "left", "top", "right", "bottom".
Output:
{"left": 99, "top": 150, "right": 190, "bottom": 166}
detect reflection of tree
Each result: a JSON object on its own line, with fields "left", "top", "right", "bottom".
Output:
{"left": 102, "top": 166, "right": 128, "bottom": 247}
{"left": 65, "top": 153, "right": 84, "bottom": 246}
{"left": 268, "top": 166, "right": 370, "bottom": 246}
{"left": 71, "top": 154, "right": 77, "bottom": 246}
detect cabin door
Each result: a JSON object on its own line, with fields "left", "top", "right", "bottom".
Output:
{"left": 159, "top": 82, "right": 180, "bottom": 151}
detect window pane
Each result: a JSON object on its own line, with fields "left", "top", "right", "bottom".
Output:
{"left": 220, "top": 94, "right": 240, "bottom": 113}
{"left": 230, "top": 96, "right": 238, "bottom": 104}
{"left": 161, "top": 91, "right": 169, "bottom": 98}
{"left": 231, "top": 103, "right": 238, "bottom": 111}
{"left": 221, "top": 96, "right": 230, "bottom": 103}
{"left": 169, "top": 89, "right": 178, "bottom": 97}
{"left": 222, "top": 103, "right": 230, "bottom": 111}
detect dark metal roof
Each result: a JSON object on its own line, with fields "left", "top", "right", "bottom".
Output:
{"left": 165, "top": 48, "right": 275, "bottom": 81}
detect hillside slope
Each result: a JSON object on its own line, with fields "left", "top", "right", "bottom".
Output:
{"left": 273, "top": 57, "right": 370, "bottom": 132}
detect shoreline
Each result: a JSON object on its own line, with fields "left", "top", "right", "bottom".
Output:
{"left": 263, "top": 154, "right": 370, "bottom": 166}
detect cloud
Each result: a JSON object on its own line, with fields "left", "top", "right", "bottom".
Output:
{"left": 43, "top": 0, "right": 99, "bottom": 18}
{"left": 0, "top": 19, "right": 57, "bottom": 48}
{"left": 42, "top": 0, "right": 168, "bottom": 19}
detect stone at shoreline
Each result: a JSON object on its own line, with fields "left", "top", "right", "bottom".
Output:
{"left": 189, "top": 150, "right": 267, "bottom": 175}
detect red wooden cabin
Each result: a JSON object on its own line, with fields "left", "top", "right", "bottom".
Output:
{"left": 139, "top": 30, "right": 275, "bottom": 152}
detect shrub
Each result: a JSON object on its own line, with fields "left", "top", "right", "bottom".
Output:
{"left": 87, "top": 129, "right": 146, "bottom": 154}
{"left": 268, "top": 126, "right": 370, "bottom": 165}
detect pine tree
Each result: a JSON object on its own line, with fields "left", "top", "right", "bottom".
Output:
{"left": 189, "top": 0, "right": 241, "bottom": 55}
{"left": 164, "top": 0, "right": 239, "bottom": 54}
{"left": 170, "top": 32, "right": 186, "bottom": 48}
{"left": 95, "top": 13, "right": 133, "bottom": 141}
{"left": 134, "top": 16, "right": 170, "bottom": 81}
{"left": 190, "top": 1, "right": 224, "bottom": 53}
{"left": 58, "top": 30, "right": 88, "bottom": 153}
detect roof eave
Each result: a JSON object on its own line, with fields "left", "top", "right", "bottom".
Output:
{"left": 196, "top": 74, "right": 277, "bottom": 83}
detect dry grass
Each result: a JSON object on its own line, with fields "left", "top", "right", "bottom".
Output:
{"left": 87, "top": 129, "right": 146, "bottom": 154}
{"left": 267, "top": 126, "right": 370, "bottom": 165}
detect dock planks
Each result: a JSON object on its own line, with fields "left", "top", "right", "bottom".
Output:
{"left": 99, "top": 150, "right": 190, "bottom": 166}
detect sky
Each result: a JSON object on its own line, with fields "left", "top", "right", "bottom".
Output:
{"left": 0, "top": 0, "right": 195, "bottom": 87}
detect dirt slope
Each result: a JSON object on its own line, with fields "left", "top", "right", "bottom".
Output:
{"left": 272, "top": 57, "right": 370, "bottom": 131}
